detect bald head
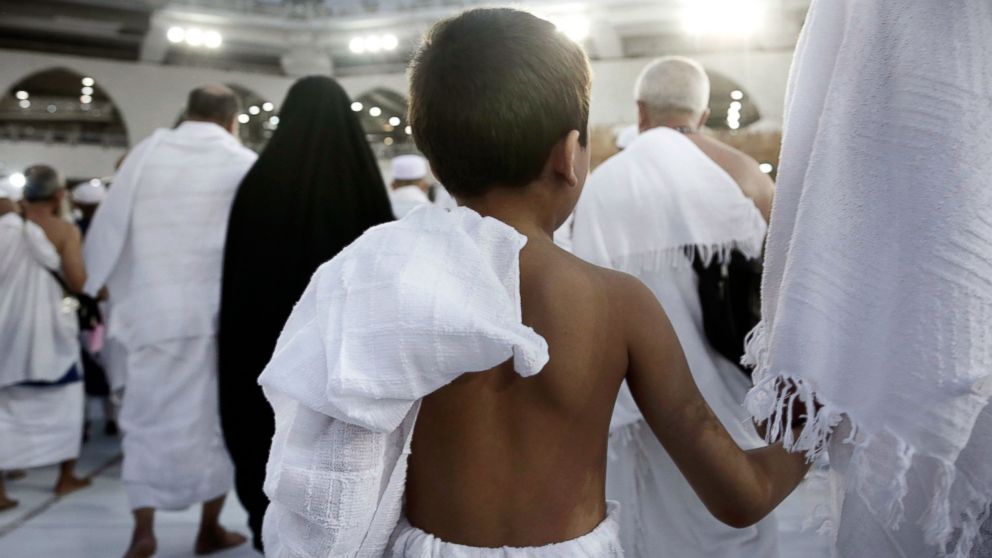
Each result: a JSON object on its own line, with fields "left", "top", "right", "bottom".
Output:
{"left": 635, "top": 56, "right": 711, "bottom": 130}
{"left": 185, "top": 84, "right": 240, "bottom": 130}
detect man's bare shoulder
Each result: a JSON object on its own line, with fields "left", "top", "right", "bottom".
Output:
{"left": 688, "top": 133, "right": 774, "bottom": 220}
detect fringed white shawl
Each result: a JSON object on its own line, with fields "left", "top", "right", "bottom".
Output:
{"left": 259, "top": 205, "right": 549, "bottom": 557}
{"left": 744, "top": 0, "right": 992, "bottom": 555}
{"left": 571, "top": 127, "right": 767, "bottom": 431}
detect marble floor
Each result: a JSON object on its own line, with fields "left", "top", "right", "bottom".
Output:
{"left": 0, "top": 418, "right": 832, "bottom": 558}
{"left": 0, "top": 422, "right": 261, "bottom": 558}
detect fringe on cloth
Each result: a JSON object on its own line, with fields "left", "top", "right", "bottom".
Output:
{"left": 742, "top": 322, "right": 992, "bottom": 557}
{"left": 611, "top": 237, "right": 765, "bottom": 275}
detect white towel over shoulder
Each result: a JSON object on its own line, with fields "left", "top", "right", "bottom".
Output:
{"left": 744, "top": 1, "right": 992, "bottom": 556}
{"left": 259, "top": 205, "right": 549, "bottom": 558}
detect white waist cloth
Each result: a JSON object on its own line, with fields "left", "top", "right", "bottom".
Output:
{"left": 389, "top": 502, "right": 624, "bottom": 557}
{"left": 120, "top": 336, "right": 233, "bottom": 510}
{"left": 0, "top": 381, "right": 84, "bottom": 469}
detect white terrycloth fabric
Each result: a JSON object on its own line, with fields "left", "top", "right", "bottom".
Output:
{"left": 260, "top": 205, "right": 549, "bottom": 558}
{"left": 82, "top": 121, "right": 257, "bottom": 350}
{"left": 742, "top": 1, "right": 992, "bottom": 556}
{"left": 388, "top": 501, "right": 624, "bottom": 557}
{"left": 390, "top": 186, "right": 431, "bottom": 219}
{"left": 0, "top": 381, "right": 84, "bottom": 470}
{"left": 0, "top": 213, "right": 80, "bottom": 388}
{"left": 120, "top": 336, "right": 233, "bottom": 510}
{"left": 571, "top": 126, "right": 775, "bottom": 557}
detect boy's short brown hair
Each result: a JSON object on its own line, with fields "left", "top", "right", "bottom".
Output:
{"left": 408, "top": 8, "right": 592, "bottom": 197}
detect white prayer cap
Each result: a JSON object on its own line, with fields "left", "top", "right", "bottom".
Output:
{"left": 616, "top": 125, "right": 639, "bottom": 150}
{"left": 72, "top": 180, "right": 107, "bottom": 205}
{"left": 0, "top": 176, "right": 21, "bottom": 201}
{"left": 392, "top": 154, "right": 428, "bottom": 181}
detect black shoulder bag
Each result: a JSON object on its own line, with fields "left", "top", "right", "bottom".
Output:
{"left": 692, "top": 251, "right": 763, "bottom": 378}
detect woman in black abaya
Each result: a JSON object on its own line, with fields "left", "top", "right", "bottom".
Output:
{"left": 217, "top": 76, "right": 394, "bottom": 551}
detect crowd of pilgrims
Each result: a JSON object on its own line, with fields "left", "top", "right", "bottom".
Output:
{"left": 0, "top": 6, "right": 886, "bottom": 558}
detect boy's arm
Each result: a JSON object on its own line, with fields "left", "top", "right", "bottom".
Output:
{"left": 617, "top": 275, "right": 809, "bottom": 528}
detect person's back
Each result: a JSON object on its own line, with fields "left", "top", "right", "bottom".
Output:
{"left": 408, "top": 245, "right": 629, "bottom": 545}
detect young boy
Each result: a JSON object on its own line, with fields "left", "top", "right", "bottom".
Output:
{"left": 258, "top": 8, "right": 809, "bottom": 557}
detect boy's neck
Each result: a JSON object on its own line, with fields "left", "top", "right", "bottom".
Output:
{"left": 458, "top": 182, "right": 561, "bottom": 241}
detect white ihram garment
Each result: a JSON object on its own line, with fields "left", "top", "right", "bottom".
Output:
{"left": 571, "top": 128, "right": 777, "bottom": 558}
{"left": 257, "top": 206, "right": 622, "bottom": 557}
{"left": 389, "top": 185, "right": 431, "bottom": 219}
{"left": 83, "top": 121, "right": 257, "bottom": 509}
{"left": 743, "top": 1, "right": 992, "bottom": 556}
{"left": 0, "top": 213, "right": 83, "bottom": 470}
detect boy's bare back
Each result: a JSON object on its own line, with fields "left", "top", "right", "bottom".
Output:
{"left": 407, "top": 236, "right": 650, "bottom": 547}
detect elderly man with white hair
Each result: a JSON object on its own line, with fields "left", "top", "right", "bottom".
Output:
{"left": 570, "top": 56, "right": 778, "bottom": 557}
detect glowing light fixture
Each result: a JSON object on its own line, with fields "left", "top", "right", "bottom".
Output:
{"left": 81, "top": 86, "right": 94, "bottom": 95}
{"left": 269, "top": 116, "right": 280, "bottom": 125}
{"left": 384, "top": 137, "right": 394, "bottom": 146}
{"left": 81, "top": 77, "right": 95, "bottom": 87}
{"left": 167, "top": 26, "right": 185, "bottom": 43}
{"left": 237, "top": 113, "right": 250, "bottom": 124}
{"left": 730, "top": 89, "right": 744, "bottom": 100}
{"left": 47, "top": 104, "right": 57, "bottom": 113}
{"left": 350, "top": 34, "right": 399, "bottom": 54}
{"left": 18, "top": 100, "right": 30, "bottom": 109}
{"left": 262, "top": 102, "right": 274, "bottom": 111}
{"left": 405, "top": 125, "right": 412, "bottom": 135}
{"left": 15, "top": 90, "right": 28, "bottom": 100}
{"left": 683, "top": 0, "right": 765, "bottom": 38}
{"left": 759, "top": 163, "right": 774, "bottom": 174}
{"left": 382, "top": 34, "right": 399, "bottom": 51}
{"left": 80, "top": 95, "right": 92, "bottom": 104}
{"left": 351, "top": 101, "right": 363, "bottom": 112}
{"left": 369, "top": 106, "right": 382, "bottom": 117}
{"left": 8, "top": 173, "right": 26, "bottom": 188}
{"left": 204, "top": 30, "right": 222, "bottom": 49}
{"left": 248, "top": 105, "right": 260, "bottom": 115}
{"left": 550, "top": 15, "right": 591, "bottom": 42}
{"left": 388, "top": 116, "right": 401, "bottom": 126}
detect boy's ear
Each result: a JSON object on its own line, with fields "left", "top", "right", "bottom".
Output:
{"left": 553, "top": 130, "right": 582, "bottom": 189}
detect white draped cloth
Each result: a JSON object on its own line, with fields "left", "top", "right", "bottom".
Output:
{"left": 83, "top": 121, "right": 256, "bottom": 509}
{"left": 389, "top": 185, "right": 431, "bottom": 219}
{"left": 0, "top": 213, "right": 83, "bottom": 469}
{"left": 570, "top": 127, "right": 776, "bottom": 557}
{"left": 743, "top": 1, "right": 992, "bottom": 556}
{"left": 260, "top": 205, "right": 550, "bottom": 557}
{"left": 0, "top": 213, "right": 79, "bottom": 388}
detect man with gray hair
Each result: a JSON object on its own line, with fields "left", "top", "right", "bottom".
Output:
{"left": 84, "top": 84, "right": 256, "bottom": 558}
{"left": 570, "top": 56, "right": 778, "bottom": 557}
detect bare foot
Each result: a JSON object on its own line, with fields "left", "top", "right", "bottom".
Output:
{"left": 122, "top": 533, "right": 156, "bottom": 558}
{"left": 54, "top": 475, "right": 91, "bottom": 496}
{"left": 194, "top": 525, "right": 246, "bottom": 555}
{"left": 0, "top": 496, "right": 18, "bottom": 512}
{"left": 5, "top": 469, "right": 26, "bottom": 480}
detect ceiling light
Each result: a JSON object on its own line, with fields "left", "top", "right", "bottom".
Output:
{"left": 80, "top": 95, "right": 92, "bottom": 104}
{"left": 405, "top": 125, "right": 412, "bottom": 135}
{"left": 204, "top": 30, "right": 222, "bottom": 49}
{"left": 185, "top": 28, "right": 204, "bottom": 47}
{"left": 759, "top": 163, "right": 774, "bottom": 174}
{"left": 269, "top": 116, "right": 279, "bottom": 125}
{"left": 15, "top": 90, "right": 29, "bottom": 100}
{"left": 81, "top": 77, "right": 95, "bottom": 87}
{"left": 81, "top": 86, "right": 94, "bottom": 95}
{"left": 549, "top": 15, "right": 591, "bottom": 42}
{"left": 728, "top": 121, "right": 741, "bottom": 130}
{"left": 729, "top": 101, "right": 742, "bottom": 111}
{"left": 683, "top": 0, "right": 764, "bottom": 38}
{"left": 89, "top": 178, "right": 102, "bottom": 186}
{"left": 47, "top": 104, "right": 57, "bottom": 113}
{"left": 349, "top": 37, "right": 366, "bottom": 54}
{"left": 369, "top": 106, "right": 382, "bottom": 117}
{"left": 351, "top": 101, "right": 363, "bottom": 112}
{"left": 730, "top": 90, "right": 744, "bottom": 100}
{"left": 365, "top": 35, "right": 382, "bottom": 53}
{"left": 167, "top": 26, "right": 185, "bottom": 43}
{"left": 18, "top": 100, "right": 30, "bottom": 109}
{"left": 382, "top": 34, "right": 399, "bottom": 51}
{"left": 248, "top": 105, "right": 260, "bottom": 115}
{"left": 237, "top": 113, "right": 250, "bottom": 124}
{"left": 388, "top": 116, "right": 401, "bottom": 126}
{"left": 384, "top": 137, "right": 394, "bottom": 146}
{"left": 8, "top": 173, "right": 25, "bottom": 188}
{"left": 262, "top": 102, "right": 274, "bottom": 111}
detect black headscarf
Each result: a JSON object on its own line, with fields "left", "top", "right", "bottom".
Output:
{"left": 217, "top": 75, "right": 394, "bottom": 551}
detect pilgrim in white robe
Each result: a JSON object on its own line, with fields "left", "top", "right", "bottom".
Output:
{"left": 389, "top": 185, "right": 431, "bottom": 219}
{"left": 0, "top": 213, "right": 84, "bottom": 470}
{"left": 743, "top": 1, "right": 992, "bottom": 556}
{"left": 570, "top": 127, "right": 778, "bottom": 558}
{"left": 83, "top": 121, "right": 256, "bottom": 509}
{"left": 259, "top": 206, "right": 625, "bottom": 557}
